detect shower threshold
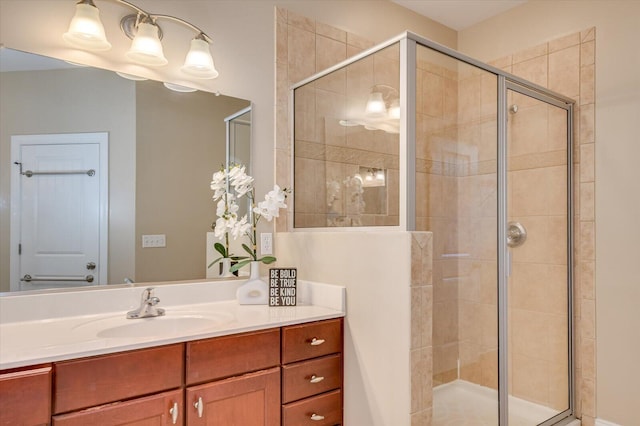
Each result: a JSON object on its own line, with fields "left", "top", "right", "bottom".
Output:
{"left": 432, "top": 380, "right": 578, "bottom": 426}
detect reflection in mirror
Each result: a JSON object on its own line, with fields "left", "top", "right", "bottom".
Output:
{"left": 0, "top": 48, "right": 251, "bottom": 294}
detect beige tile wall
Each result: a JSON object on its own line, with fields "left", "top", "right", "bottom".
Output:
{"left": 292, "top": 43, "right": 401, "bottom": 227}
{"left": 411, "top": 232, "right": 434, "bottom": 425}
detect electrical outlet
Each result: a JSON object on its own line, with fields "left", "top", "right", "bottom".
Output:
{"left": 142, "top": 234, "right": 166, "bottom": 248}
{"left": 260, "top": 233, "right": 273, "bottom": 255}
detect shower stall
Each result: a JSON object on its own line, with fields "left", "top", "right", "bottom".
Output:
{"left": 292, "top": 32, "right": 575, "bottom": 425}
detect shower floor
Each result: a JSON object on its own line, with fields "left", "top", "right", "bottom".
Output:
{"left": 432, "top": 380, "right": 573, "bottom": 426}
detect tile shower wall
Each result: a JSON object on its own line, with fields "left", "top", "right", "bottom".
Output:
{"left": 275, "top": 7, "right": 596, "bottom": 424}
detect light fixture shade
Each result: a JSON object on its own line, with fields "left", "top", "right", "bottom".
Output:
{"left": 63, "top": 2, "right": 112, "bottom": 51}
{"left": 163, "top": 82, "right": 197, "bottom": 92}
{"left": 388, "top": 99, "right": 401, "bottom": 120}
{"left": 125, "top": 22, "right": 168, "bottom": 66}
{"left": 365, "top": 92, "right": 387, "bottom": 117}
{"left": 181, "top": 37, "right": 219, "bottom": 79}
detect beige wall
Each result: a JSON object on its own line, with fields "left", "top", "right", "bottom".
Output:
{"left": 459, "top": 2, "right": 640, "bottom": 425}
{"left": 0, "top": 67, "right": 136, "bottom": 292}
{"left": 134, "top": 81, "right": 248, "bottom": 282}
{"left": 277, "top": 232, "right": 434, "bottom": 425}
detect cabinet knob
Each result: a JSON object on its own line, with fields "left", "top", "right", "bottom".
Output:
{"left": 309, "top": 375, "right": 325, "bottom": 384}
{"left": 169, "top": 402, "right": 179, "bottom": 424}
{"left": 310, "top": 413, "right": 325, "bottom": 421}
{"left": 310, "top": 337, "right": 325, "bottom": 346}
{"left": 194, "top": 396, "right": 204, "bottom": 418}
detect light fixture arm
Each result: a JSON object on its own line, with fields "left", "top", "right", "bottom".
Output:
{"left": 84, "top": 0, "right": 213, "bottom": 42}
{"left": 151, "top": 14, "right": 213, "bottom": 43}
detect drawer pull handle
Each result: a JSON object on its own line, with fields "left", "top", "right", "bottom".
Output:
{"left": 310, "top": 413, "right": 325, "bottom": 421}
{"left": 194, "top": 396, "right": 204, "bottom": 418}
{"left": 310, "top": 337, "right": 325, "bottom": 346}
{"left": 169, "top": 402, "right": 179, "bottom": 424}
{"left": 309, "top": 375, "right": 325, "bottom": 384}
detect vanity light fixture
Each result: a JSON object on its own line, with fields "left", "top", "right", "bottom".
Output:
{"left": 115, "top": 71, "right": 148, "bottom": 81}
{"left": 365, "top": 91, "right": 387, "bottom": 117}
{"left": 359, "top": 167, "right": 386, "bottom": 188}
{"left": 163, "top": 82, "right": 197, "bottom": 93}
{"left": 339, "top": 84, "right": 400, "bottom": 133}
{"left": 64, "top": 0, "right": 219, "bottom": 78}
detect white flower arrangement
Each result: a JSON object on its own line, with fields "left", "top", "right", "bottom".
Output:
{"left": 209, "top": 164, "right": 289, "bottom": 272}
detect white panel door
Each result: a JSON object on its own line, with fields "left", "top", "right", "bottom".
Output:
{"left": 11, "top": 133, "right": 108, "bottom": 291}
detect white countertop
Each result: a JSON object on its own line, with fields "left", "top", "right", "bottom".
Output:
{"left": 0, "top": 279, "right": 345, "bottom": 370}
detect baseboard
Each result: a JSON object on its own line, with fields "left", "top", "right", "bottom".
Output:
{"left": 596, "top": 418, "right": 622, "bottom": 426}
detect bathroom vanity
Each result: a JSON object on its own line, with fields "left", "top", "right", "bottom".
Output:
{"left": 0, "top": 280, "right": 345, "bottom": 425}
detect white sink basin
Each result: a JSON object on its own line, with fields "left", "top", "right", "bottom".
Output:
{"left": 73, "top": 311, "right": 235, "bottom": 339}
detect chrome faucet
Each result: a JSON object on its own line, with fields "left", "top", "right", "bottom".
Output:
{"left": 127, "top": 287, "right": 166, "bottom": 319}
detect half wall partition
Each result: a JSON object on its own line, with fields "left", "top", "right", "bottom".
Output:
{"left": 292, "top": 32, "right": 575, "bottom": 425}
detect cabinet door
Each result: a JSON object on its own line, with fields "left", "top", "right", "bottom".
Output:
{"left": 52, "top": 388, "right": 183, "bottom": 426}
{"left": 186, "top": 367, "right": 280, "bottom": 426}
{"left": 0, "top": 365, "right": 51, "bottom": 426}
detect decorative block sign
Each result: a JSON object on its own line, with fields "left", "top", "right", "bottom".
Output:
{"left": 269, "top": 268, "right": 297, "bottom": 306}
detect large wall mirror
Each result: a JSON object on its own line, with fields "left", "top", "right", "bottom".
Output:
{"left": 0, "top": 47, "right": 251, "bottom": 294}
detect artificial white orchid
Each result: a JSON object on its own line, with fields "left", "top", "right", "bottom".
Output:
{"left": 254, "top": 184, "right": 288, "bottom": 221}
{"left": 209, "top": 164, "right": 289, "bottom": 272}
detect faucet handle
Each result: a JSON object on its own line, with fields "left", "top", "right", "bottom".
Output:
{"left": 141, "top": 287, "right": 155, "bottom": 301}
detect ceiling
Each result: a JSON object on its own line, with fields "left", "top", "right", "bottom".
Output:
{"left": 392, "top": 0, "right": 528, "bottom": 31}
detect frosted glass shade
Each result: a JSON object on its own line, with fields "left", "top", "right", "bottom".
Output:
{"left": 125, "top": 22, "right": 168, "bottom": 66}
{"left": 388, "top": 99, "right": 400, "bottom": 120}
{"left": 365, "top": 92, "right": 387, "bottom": 117}
{"left": 181, "top": 38, "right": 219, "bottom": 79}
{"left": 63, "top": 3, "right": 111, "bottom": 51}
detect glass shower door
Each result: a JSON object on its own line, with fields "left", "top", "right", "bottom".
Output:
{"left": 505, "top": 84, "right": 572, "bottom": 425}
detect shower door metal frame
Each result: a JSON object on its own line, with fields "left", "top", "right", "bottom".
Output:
{"left": 500, "top": 80, "right": 575, "bottom": 426}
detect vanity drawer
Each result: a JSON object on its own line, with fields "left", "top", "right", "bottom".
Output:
{"left": 0, "top": 365, "right": 52, "bottom": 426}
{"left": 54, "top": 343, "right": 183, "bottom": 414}
{"left": 186, "top": 328, "right": 280, "bottom": 385}
{"left": 282, "top": 389, "right": 342, "bottom": 426}
{"left": 282, "top": 354, "right": 342, "bottom": 403}
{"left": 282, "top": 318, "right": 342, "bottom": 364}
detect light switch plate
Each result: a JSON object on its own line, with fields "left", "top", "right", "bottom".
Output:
{"left": 142, "top": 234, "right": 166, "bottom": 248}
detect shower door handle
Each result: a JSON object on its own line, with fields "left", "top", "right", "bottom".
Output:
{"left": 507, "top": 222, "right": 527, "bottom": 247}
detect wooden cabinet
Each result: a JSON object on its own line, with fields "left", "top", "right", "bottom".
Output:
{"left": 186, "top": 329, "right": 280, "bottom": 385}
{"left": 53, "top": 344, "right": 183, "bottom": 414}
{"left": 186, "top": 367, "right": 280, "bottom": 425}
{"left": 0, "top": 365, "right": 52, "bottom": 426}
{"left": 52, "top": 389, "right": 183, "bottom": 426}
{"left": 2, "top": 317, "right": 343, "bottom": 425}
{"left": 185, "top": 329, "right": 281, "bottom": 425}
{"left": 281, "top": 318, "right": 343, "bottom": 426}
